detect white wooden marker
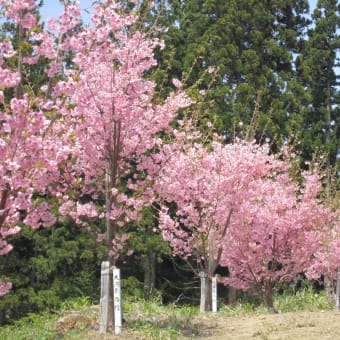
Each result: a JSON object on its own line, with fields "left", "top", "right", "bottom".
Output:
{"left": 199, "top": 271, "right": 206, "bottom": 312}
{"left": 212, "top": 275, "right": 217, "bottom": 312}
{"left": 99, "top": 261, "right": 110, "bottom": 333}
{"left": 113, "top": 267, "right": 122, "bottom": 334}
{"left": 336, "top": 266, "right": 340, "bottom": 310}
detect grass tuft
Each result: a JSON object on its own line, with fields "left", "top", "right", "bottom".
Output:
{"left": 275, "top": 287, "right": 332, "bottom": 312}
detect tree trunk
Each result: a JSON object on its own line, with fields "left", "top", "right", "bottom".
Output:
{"left": 15, "top": 12, "right": 23, "bottom": 99}
{"left": 228, "top": 286, "right": 236, "bottom": 305}
{"left": 105, "top": 171, "right": 115, "bottom": 330}
{"left": 324, "top": 275, "right": 335, "bottom": 305}
{"left": 227, "top": 271, "right": 236, "bottom": 304}
{"left": 144, "top": 250, "right": 156, "bottom": 300}
{"left": 263, "top": 283, "right": 277, "bottom": 313}
{"left": 264, "top": 293, "right": 275, "bottom": 313}
{"left": 102, "top": 119, "right": 121, "bottom": 332}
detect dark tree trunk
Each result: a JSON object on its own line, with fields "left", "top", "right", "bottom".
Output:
{"left": 228, "top": 286, "right": 236, "bottom": 305}
{"left": 263, "top": 283, "right": 277, "bottom": 313}
{"left": 324, "top": 276, "right": 335, "bottom": 305}
{"left": 144, "top": 250, "right": 156, "bottom": 300}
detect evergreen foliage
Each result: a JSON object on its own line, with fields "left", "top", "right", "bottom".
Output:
{"left": 0, "top": 220, "right": 106, "bottom": 324}
{"left": 296, "top": 0, "right": 339, "bottom": 167}
{"left": 152, "top": 0, "right": 312, "bottom": 146}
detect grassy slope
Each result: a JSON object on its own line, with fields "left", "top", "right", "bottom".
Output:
{"left": 0, "top": 288, "right": 335, "bottom": 340}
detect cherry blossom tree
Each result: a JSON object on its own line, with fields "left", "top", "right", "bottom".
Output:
{"left": 51, "top": 0, "right": 192, "bottom": 328}
{"left": 0, "top": 0, "right": 67, "bottom": 296}
{"left": 306, "top": 197, "right": 340, "bottom": 306}
{"left": 43, "top": 0, "right": 191, "bottom": 261}
{"left": 154, "top": 132, "right": 337, "bottom": 311}
{"left": 153, "top": 136, "right": 286, "bottom": 310}
{"left": 43, "top": 1, "right": 191, "bottom": 328}
{"left": 0, "top": 0, "right": 190, "bottom": 303}
{"left": 220, "top": 170, "right": 337, "bottom": 311}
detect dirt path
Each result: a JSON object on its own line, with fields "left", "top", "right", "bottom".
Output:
{"left": 76, "top": 310, "right": 340, "bottom": 340}
{"left": 188, "top": 310, "right": 340, "bottom": 340}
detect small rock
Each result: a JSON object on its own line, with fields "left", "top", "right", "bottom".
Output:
{"left": 55, "top": 313, "right": 93, "bottom": 332}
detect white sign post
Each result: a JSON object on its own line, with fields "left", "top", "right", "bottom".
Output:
{"left": 336, "top": 266, "right": 340, "bottom": 310}
{"left": 212, "top": 276, "right": 217, "bottom": 312}
{"left": 99, "top": 261, "right": 110, "bottom": 333}
{"left": 113, "top": 267, "right": 122, "bottom": 334}
{"left": 199, "top": 271, "right": 206, "bottom": 312}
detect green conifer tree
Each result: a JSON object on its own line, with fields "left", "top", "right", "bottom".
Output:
{"left": 296, "top": 0, "right": 339, "bottom": 168}
{"left": 152, "top": 0, "right": 311, "bottom": 147}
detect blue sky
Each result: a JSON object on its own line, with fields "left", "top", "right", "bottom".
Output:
{"left": 40, "top": 0, "right": 93, "bottom": 21}
{"left": 309, "top": 0, "right": 317, "bottom": 11}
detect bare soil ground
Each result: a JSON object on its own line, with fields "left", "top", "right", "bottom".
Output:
{"left": 66, "top": 309, "right": 340, "bottom": 340}
{"left": 190, "top": 310, "right": 340, "bottom": 340}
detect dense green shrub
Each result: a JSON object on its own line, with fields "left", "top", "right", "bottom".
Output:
{"left": 0, "top": 220, "right": 106, "bottom": 325}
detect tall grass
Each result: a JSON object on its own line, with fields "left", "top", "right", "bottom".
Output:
{"left": 0, "top": 288, "right": 334, "bottom": 340}
{"left": 219, "top": 285, "right": 333, "bottom": 316}
{"left": 0, "top": 297, "right": 91, "bottom": 340}
{"left": 275, "top": 286, "right": 332, "bottom": 312}
{"left": 0, "top": 312, "right": 58, "bottom": 340}
{"left": 124, "top": 300, "right": 200, "bottom": 339}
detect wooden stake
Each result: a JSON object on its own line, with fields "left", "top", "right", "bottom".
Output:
{"left": 200, "top": 271, "right": 206, "bottom": 312}
{"left": 212, "top": 276, "right": 217, "bottom": 312}
{"left": 336, "top": 266, "right": 340, "bottom": 310}
{"left": 99, "top": 261, "right": 110, "bottom": 333}
{"left": 113, "top": 267, "right": 122, "bottom": 334}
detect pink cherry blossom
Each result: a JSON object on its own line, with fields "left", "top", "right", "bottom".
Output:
{"left": 0, "top": 281, "right": 12, "bottom": 297}
{"left": 154, "top": 136, "right": 337, "bottom": 310}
